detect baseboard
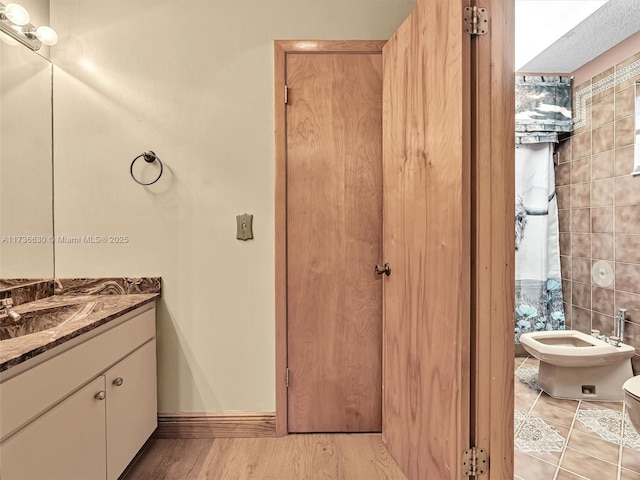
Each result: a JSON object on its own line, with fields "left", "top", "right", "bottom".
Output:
{"left": 153, "top": 411, "right": 276, "bottom": 439}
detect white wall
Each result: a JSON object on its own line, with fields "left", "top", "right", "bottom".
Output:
{"left": 50, "top": 0, "right": 415, "bottom": 412}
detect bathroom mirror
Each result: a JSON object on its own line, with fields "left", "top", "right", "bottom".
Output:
{"left": 0, "top": 40, "right": 54, "bottom": 278}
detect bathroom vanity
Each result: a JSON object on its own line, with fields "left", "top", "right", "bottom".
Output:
{"left": 0, "top": 278, "right": 160, "bottom": 480}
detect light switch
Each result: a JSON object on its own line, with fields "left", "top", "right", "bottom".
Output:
{"left": 236, "top": 213, "right": 253, "bottom": 241}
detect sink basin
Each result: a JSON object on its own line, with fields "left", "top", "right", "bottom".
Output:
{"left": 0, "top": 302, "right": 97, "bottom": 340}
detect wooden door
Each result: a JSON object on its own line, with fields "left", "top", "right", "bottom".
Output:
{"left": 381, "top": 2, "right": 472, "bottom": 478}
{"left": 284, "top": 48, "right": 383, "bottom": 432}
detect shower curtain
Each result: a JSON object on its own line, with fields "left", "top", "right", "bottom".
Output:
{"left": 514, "top": 142, "right": 565, "bottom": 343}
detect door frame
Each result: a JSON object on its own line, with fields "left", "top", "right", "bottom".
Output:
{"left": 470, "top": 0, "right": 515, "bottom": 477}
{"left": 274, "top": 40, "right": 387, "bottom": 436}
{"left": 273, "top": 20, "right": 516, "bottom": 472}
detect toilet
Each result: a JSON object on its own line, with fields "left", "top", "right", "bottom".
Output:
{"left": 520, "top": 330, "right": 635, "bottom": 401}
{"left": 623, "top": 376, "right": 640, "bottom": 433}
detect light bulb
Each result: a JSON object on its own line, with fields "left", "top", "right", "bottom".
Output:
{"left": 0, "top": 31, "right": 19, "bottom": 45}
{"left": 4, "top": 3, "right": 30, "bottom": 26}
{"left": 35, "top": 26, "right": 57, "bottom": 45}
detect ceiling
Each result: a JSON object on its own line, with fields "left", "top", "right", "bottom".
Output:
{"left": 516, "top": 0, "right": 640, "bottom": 73}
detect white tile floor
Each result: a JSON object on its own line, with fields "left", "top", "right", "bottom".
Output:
{"left": 515, "top": 356, "right": 640, "bottom": 480}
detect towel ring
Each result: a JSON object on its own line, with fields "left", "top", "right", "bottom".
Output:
{"left": 130, "top": 151, "right": 163, "bottom": 186}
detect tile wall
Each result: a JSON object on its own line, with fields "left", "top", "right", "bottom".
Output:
{"left": 557, "top": 52, "right": 640, "bottom": 372}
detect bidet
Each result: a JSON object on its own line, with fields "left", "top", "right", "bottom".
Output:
{"left": 520, "top": 330, "right": 635, "bottom": 400}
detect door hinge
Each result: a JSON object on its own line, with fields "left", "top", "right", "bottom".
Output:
{"left": 464, "top": 6, "right": 489, "bottom": 36}
{"left": 285, "top": 367, "right": 290, "bottom": 388}
{"left": 284, "top": 85, "right": 289, "bottom": 104}
{"left": 462, "top": 447, "right": 488, "bottom": 476}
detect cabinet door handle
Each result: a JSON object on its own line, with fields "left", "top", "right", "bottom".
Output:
{"left": 112, "top": 377, "right": 124, "bottom": 387}
{"left": 95, "top": 391, "right": 106, "bottom": 401}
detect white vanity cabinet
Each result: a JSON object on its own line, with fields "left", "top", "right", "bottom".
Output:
{"left": 1, "top": 376, "right": 107, "bottom": 480}
{"left": 0, "top": 303, "right": 157, "bottom": 480}
{"left": 105, "top": 339, "right": 157, "bottom": 480}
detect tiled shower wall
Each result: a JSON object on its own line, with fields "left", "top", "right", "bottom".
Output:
{"left": 557, "top": 51, "right": 640, "bottom": 372}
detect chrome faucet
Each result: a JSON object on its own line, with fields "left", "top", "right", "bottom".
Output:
{"left": 611, "top": 308, "right": 628, "bottom": 346}
{"left": 0, "top": 297, "right": 12, "bottom": 316}
{"left": 0, "top": 297, "right": 21, "bottom": 321}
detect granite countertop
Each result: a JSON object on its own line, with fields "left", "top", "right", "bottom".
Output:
{"left": 0, "top": 278, "right": 160, "bottom": 372}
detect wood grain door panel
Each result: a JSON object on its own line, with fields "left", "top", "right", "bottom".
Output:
{"left": 286, "top": 52, "right": 383, "bottom": 433}
{"left": 382, "top": 2, "right": 471, "bottom": 478}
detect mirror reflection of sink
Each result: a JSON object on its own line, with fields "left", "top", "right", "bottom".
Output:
{"left": 0, "top": 302, "right": 97, "bottom": 340}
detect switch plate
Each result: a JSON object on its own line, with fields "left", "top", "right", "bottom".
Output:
{"left": 236, "top": 214, "right": 254, "bottom": 240}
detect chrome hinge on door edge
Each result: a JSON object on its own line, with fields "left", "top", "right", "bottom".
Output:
{"left": 464, "top": 6, "right": 489, "bottom": 36}
{"left": 462, "top": 447, "right": 488, "bottom": 476}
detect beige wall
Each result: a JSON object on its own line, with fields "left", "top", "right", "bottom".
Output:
{"left": 557, "top": 45, "right": 640, "bottom": 372}
{"left": 50, "top": 0, "right": 416, "bottom": 412}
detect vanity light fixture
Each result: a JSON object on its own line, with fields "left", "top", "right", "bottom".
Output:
{"left": 0, "top": 2, "right": 57, "bottom": 51}
{"left": 34, "top": 25, "right": 57, "bottom": 45}
{"left": 3, "top": 2, "right": 28, "bottom": 25}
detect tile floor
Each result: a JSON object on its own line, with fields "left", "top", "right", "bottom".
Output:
{"left": 515, "top": 356, "right": 640, "bottom": 479}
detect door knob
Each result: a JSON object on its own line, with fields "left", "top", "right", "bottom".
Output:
{"left": 112, "top": 377, "right": 124, "bottom": 387}
{"left": 94, "top": 391, "right": 106, "bottom": 401}
{"left": 375, "top": 263, "right": 391, "bottom": 276}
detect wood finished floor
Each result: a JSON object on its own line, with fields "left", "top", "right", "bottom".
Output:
{"left": 120, "top": 434, "right": 407, "bottom": 480}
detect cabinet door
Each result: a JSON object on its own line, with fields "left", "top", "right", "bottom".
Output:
{"left": 0, "top": 376, "right": 107, "bottom": 480}
{"left": 105, "top": 339, "right": 157, "bottom": 480}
